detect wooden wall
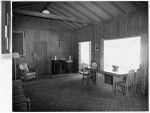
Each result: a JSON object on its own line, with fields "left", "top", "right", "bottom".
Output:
{"left": 74, "top": 10, "right": 148, "bottom": 95}
{"left": 13, "top": 14, "right": 75, "bottom": 75}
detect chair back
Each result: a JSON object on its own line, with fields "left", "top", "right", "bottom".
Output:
{"left": 19, "top": 63, "right": 29, "bottom": 72}
{"left": 91, "top": 62, "right": 97, "bottom": 70}
{"left": 126, "top": 70, "right": 135, "bottom": 85}
{"left": 81, "top": 63, "right": 88, "bottom": 69}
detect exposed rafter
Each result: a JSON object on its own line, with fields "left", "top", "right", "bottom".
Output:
{"left": 50, "top": 3, "right": 84, "bottom": 22}
{"left": 49, "top": 8, "right": 79, "bottom": 29}
{"left": 48, "top": 3, "right": 86, "bottom": 27}
{"left": 48, "top": 4, "right": 83, "bottom": 28}
{"left": 13, "top": 9, "right": 90, "bottom": 24}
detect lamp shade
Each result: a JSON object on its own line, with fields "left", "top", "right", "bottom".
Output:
{"left": 12, "top": 52, "right": 20, "bottom": 58}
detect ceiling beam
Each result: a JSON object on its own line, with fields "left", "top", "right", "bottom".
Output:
{"left": 52, "top": 3, "right": 87, "bottom": 23}
{"left": 109, "top": 2, "right": 127, "bottom": 14}
{"left": 48, "top": 4, "right": 84, "bottom": 28}
{"left": 48, "top": 8, "right": 79, "bottom": 29}
{"left": 50, "top": 9, "right": 78, "bottom": 29}
{"left": 13, "top": 9, "right": 90, "bottom": 24}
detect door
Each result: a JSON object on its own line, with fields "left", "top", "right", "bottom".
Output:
{"left": 34, "top": 41, "right": 47, "bottom": 76}
{"left": 78, "top": 41, "right": 91, "bottom": 72}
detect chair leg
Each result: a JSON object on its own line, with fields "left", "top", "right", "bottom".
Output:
{"left": 86, "top": 79, "right": 89, "bottom": 88}
{"left": 125, "top": 86, "right": 128, "bottom": 98}
{"left": 26, "top": 98, "right": 31, "bottom": 111}
{"left": 114, "top": 83, "right": 117, "bottom": 94}
{"left": 82, "top": 78, "right": 84, "bottom": 87}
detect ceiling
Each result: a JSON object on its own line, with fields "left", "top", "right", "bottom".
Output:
{"left": 13, "top": 1, "right": 148, "bottom": 30}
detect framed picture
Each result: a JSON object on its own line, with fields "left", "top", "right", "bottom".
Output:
{"left": 95, "top": 44, "right": 98, "bottom": 52}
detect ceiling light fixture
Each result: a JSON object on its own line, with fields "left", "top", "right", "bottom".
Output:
{"left": 42, "top": 9, "right": 50, "bottom": 14}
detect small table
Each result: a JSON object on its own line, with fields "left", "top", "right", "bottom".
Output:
{"left": 102, "top": 69, "right": 129, "bottom": 93}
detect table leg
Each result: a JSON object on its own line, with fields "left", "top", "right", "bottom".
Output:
{"left": 113, "top": 76, "right": 116, "bottom": 93}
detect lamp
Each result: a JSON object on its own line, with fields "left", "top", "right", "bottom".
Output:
{"left": 42, "top": 9, "right": 50, "bottom": 14}
{"left": 12, "top": 52, "right": 20, "bottom": 80}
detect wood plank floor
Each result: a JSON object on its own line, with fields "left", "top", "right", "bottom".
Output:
{"left": 23, "top": 73, "right": 148, "bottom": 111}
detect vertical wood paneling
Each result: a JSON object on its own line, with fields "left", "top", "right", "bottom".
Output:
{"left": 13, "top": 14, "right": 74, "bottom": 75}
{"left": 120, "top": 19, "right": 126, "bottom": 37}
{"left": 116, "top": 21, "right": 120, "bottom": 37}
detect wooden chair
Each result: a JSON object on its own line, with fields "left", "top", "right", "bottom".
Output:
{"left": 115, "top": 70, "right": 135, "bottom": 97}
{"left": 81, "top": 63, "right": 91, "bottom": 87}
{"left": 81, "top": 62, "right": 98, "bottom": 87}
{"left": 89, "top": 62, "right": 97, "bottom": 85}
{"left": 18, "top": 63, "right": 36, "bottom": 81}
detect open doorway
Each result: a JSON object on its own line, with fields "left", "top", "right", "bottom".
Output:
{"left": 78, "top": 41, "right": 91, "bottom": 72}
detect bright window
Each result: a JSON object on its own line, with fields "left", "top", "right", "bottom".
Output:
{"left": 79, "top": 41, "right": 91, "bottom": 68}
{"left": 104, "top": 37, "right": 141, "bottom": 71}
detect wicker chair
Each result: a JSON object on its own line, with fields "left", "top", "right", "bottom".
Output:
{"left": 18, "top": 63, "right": 36, "bottom": 80}
{"left": 115, "top": 70, "right": 135, "bottom": 97}
{"left": 13, "top": 79, "right": 31, "bottom": 111}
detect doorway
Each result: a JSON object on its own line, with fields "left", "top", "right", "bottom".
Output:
{"left": 78, "top": 41, "right": 91, "bottom": 72}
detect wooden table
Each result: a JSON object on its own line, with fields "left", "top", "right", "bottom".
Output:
{"left": 93, "top": 68, "right": 129, "bottom": 93}
{"left": 102, "top": 69, "right": 129, "bottom": 93}
{"left": 83, "top": 68, "right": 134, "bottom": 93}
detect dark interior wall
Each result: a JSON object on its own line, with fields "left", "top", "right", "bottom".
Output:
{"left": 74, "top": 10, "right": 148, "bottom": 95}
{"left": 13, "top": 14, "right": 74, "bottom": 75}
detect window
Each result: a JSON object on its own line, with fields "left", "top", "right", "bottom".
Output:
{"left": 78, "top": 41, "right": 91, "bottom": 71}
{"left": 12, "top": 32, "right": 24, "bottom": 55}
{"left": 104, "top": 37, "right": 141, "bottom": 71}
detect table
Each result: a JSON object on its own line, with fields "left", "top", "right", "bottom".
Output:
{"left": 101, "top": 69, "right": 129, "bottom": 93}
{"left": 83, "top": 68, "right": 134, "bottom": 93}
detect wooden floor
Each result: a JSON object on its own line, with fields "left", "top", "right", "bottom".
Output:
{"left": 23, "top": 73, "right": 148, "bottom": 111}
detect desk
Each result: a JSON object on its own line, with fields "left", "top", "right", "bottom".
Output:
{"left": 93, "top": 68, "right": 129, "bottom": 93}
{"left": 102, "top": 69, "right": 128, "bottom": 93}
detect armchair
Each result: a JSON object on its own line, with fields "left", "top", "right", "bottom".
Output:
{"left": 18, "top": 63, "right": 36, "bottom": 80}
{"left": 13, "top": 79, "right": 31, "bottom": 111}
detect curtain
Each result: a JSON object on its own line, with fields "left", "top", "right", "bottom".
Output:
{"left": 139, "top": 34, "right": 148, "bottom": 95}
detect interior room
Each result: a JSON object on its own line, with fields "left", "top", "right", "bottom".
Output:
{"left": 11, "top": 1, "right": 148, "bottom": 111}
